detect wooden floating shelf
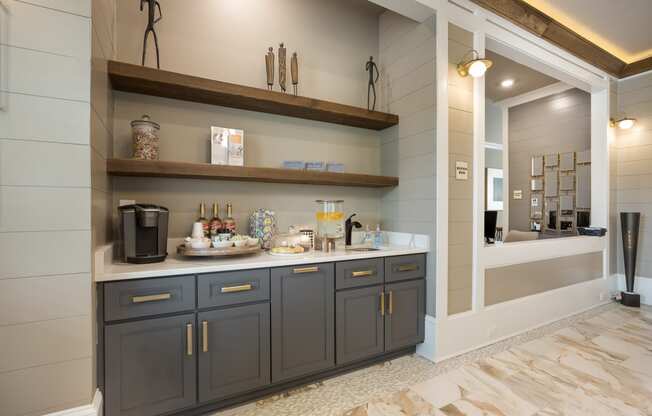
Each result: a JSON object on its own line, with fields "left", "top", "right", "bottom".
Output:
{"left": 108, "top": 61, "right": 399, "bottom": 130}
{"left": 107, "top": 159, "right": 399, "bottom": 188}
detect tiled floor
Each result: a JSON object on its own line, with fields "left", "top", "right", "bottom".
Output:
{"left": 214, "top": 303, "right": 652, "bottom": 416}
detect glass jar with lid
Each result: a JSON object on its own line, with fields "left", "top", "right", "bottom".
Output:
{"left": 131, "top": 114, "right": 160, "bottom": 160}
{"left": 315, "top": 200, "right": 344, "bottom": 239}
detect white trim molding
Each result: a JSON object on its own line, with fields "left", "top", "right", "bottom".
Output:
{"left": 416, "top": 314, "right": 437, "bottom": 361}
{"left": 45, "top": 390, "right": 102, "bottom": 416}
{"left": 615, "top": 274, "right": 652, "bottom": 306}
{"left": 494, "top": 82, "right": 574, "bottom": 108}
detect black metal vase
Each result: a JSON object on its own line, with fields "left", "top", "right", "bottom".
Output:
{"left": 620, "top": 212, "right": 641, "bottom": 307}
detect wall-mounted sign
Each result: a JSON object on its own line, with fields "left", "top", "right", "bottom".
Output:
{"left": 513, "top": 190, "right": 523, "bottom": 200}
{"left": 455, "top": 161, "right": 469, "bottom": 180}
{"left": 531, "top": 196, "right": 539, "bottom": 207}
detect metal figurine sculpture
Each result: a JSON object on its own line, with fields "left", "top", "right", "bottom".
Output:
{"left": 366, "top": 56, "right": 380, "bottom": 111}
{"left": 278, "top": 43, "right": 287, "bottom": 92}
{"left": 265, "top": 47, "right": 275, "bottom": 90}
{"left": 140, "top": 0, "right": 162, "bottom": 69}
{"left": 291, "top": 52, "right": 299, "bottom": 96}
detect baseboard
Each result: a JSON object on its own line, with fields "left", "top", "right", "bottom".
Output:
{"left": 614, "top": 273, "right": 652, "bottom": 305}
{"left": 45, "top": 390, "right": 102, "bottom": 416}
{"left": 416, "top": 314, "right": 436, "bottom": 362}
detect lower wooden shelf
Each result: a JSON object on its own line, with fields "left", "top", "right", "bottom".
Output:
{"left": 107, "top": 159, "right": 399, "bottom": 188}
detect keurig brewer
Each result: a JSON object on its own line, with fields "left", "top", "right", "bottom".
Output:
{"left": 119, "top": 204, "right": 169, "bottom": 263}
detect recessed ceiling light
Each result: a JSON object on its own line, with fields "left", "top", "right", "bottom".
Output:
{"left": 501, "top": 79, "right": 515, "bottom": 88}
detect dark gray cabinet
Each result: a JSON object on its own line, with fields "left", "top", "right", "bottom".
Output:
{"left": 105, "top": 314, "right": 196, "bottom": 416}
{"left": 198, "top": 303, "right": 270, "bottom": 402}
{"left": 385, "top": 279, "right": 425, "bottom": 351}
{"left": 336, "top": 285, "right": 384, "bottom": 365}
{"left": 271, "top": 263, "right": 335, "bottom": 382}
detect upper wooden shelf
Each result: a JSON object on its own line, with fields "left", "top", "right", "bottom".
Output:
{"left": 107, "top": 61, "right": 399, "bottom": 130}
{"left": 107, "top": 159, "right": 399, "bottom": 188}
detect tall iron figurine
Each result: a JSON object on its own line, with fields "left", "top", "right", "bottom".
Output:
{"left": 291, "top": 52, "right": 299, "bottom": 96}
{"left": 366, "top": 56, "right": 380, "bottom": 111}
{"left": 278, "top": 43, "right": 287, "bottom": 92}
{"left": 140, "top": 0, "right": 162, "bottom": 69}
{"left": 265, "top": 47, "right": 275, "bottom": 90}
{"left": 620, "top": 212, "right": 641, "bottom": 307}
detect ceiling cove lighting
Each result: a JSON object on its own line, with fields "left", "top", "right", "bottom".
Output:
{"left": 501, "top": 79, "right": 515, "bottom": 88}
{"left": 611, "top": 117, "right": 636, "bottom": 130}
{"left": 457, "top": 50, "right": 493, "bottom": 78}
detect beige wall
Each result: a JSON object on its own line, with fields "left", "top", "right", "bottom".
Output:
{"left": 447, "top": 24, "right": 474, "bottom": 315}
{"left": 378, "top": 12, "right": 436, "bottom": 315}
{"left": 0, "top": 1, "right": 93, "bottom": 415}
{"left": 508, "top": 88, "right": 591, "bottom": 231}
{"left": 485, "top": 252, "right": 603, "bottom": 305}
{"left": 614, "top": 71, "right": 652, "bottom": 281}
{"left": 112, "top": 0, "right": 384, "bottom": 237}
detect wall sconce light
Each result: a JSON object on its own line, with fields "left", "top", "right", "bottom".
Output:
{"left": 457, "top": 50, "right": 493, "bottom": 78}
{"left": 611, "top": 117, "right": 636, "bottom": 130}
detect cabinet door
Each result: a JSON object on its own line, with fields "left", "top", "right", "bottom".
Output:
{"left": 198, "top": 303, "right": 270, "bottom": 402}
{"left": 336, "top": 285, "right": 384, "bottom": 365}
{"left": 105, "top": 314, "right": 196, "bottom": 416}
{"left": 385, "top": 280, "right": 425, "bottom": 351}
{"left": 271, "top": 263, "right": 334, "bottom": 382}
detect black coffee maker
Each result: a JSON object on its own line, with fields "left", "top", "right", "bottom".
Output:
{"left": 119, "top": 204, "right": 169, "bottom": 264}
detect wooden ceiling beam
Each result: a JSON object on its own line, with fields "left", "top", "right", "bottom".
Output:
{"left": 468, "top": 0, "right": 650, "bottom": 79}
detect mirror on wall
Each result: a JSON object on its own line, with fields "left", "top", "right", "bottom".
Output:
{"left": 483, "top": 45, "right": 592, "bottom": 244}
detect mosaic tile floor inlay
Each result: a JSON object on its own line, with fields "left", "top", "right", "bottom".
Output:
{"left": 214, "top": 303, "right": 652, "bottom": 416}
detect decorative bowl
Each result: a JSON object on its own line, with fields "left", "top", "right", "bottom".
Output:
{"left": 213, "top": 240, "right": 233, "bottom": 249}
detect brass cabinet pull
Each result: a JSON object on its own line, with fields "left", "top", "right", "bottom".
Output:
{"left": 132, "top": 293, "right": 172, "bottom": 303}
{"left": 380, "top": 291, "right": 385, "bottom": 316}
{"left": 352, "top": 270, "right": 374, "bottom": 278}
{"left": 293, "top": 266, "right": 319, "bottom": 274}
{"left": 221, "top": 283, "right": 252, "bottom": 293}
{"left": 202, "top": 321, "right": 208, "bottom": 353}
{"left": 389, "top": 291, "right": 393, "bottom": 315}
{"left": 186, "top": 323, "right": 193, "bottom": 356}
{"left": 398, "top": 264, "right": 418, "bottom": 272}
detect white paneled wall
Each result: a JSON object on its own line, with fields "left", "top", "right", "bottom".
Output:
{"left": 378, "top": 12, "right": 437, "bottom": 316}
{"left": 0, "top": 1, "right": 93, "bottom": 415}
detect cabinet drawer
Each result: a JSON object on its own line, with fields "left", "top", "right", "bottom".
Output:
{"left": 385, "top": 254, "right": 426, "bottom": 283}
{"left": 336, "top": 258, "right": 384, "bottom": 290}
{"left": 198, "top": 269, "right": 270, "bottom": 308}
{"left": 104, "top": 276, "right": 196, "bottom": 322}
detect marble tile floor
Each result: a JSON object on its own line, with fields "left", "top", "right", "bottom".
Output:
{"left": 211, "top": 303, "right": 652, "bottom": 416}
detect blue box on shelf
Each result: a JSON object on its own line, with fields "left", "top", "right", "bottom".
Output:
{"left": 282, "top": 161, "right": 305, "bottom": 170}
{"left": 326, "top": 163, "right": 345, "bottom": 173}
{"left": 305, "top": 161, "right": 325, "bottom": 171}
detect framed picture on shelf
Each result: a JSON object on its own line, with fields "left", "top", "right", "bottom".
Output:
{"left": 211, "top": 126, "right": 244, "bottom": 166}
{"left": 486, "top": 168, "right": 503, "bottom": 211}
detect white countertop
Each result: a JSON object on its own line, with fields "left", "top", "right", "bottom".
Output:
{"left": 95, "top": 232, "right": 430, "bottom": 282}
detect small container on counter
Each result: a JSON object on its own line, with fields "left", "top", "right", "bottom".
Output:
{"left": 131, "top": 115, "right": 160, "bottom": 160}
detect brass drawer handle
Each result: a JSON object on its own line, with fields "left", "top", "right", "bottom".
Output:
{"left": 293, "top": 266, "right": 319, "bottom": 274}
{"left": 132, "top": 293, "right": 172, "bottom": 303}
{"left": 202, "top": 321, "right": 208, "bottom": 353}
{"left": 380, "top": 291, "right": 385, "bottom": 316}
{"left": 389, "top": 291, "right": 393, "bottom": 315}
{"left": 398, "top": 264, "right": 418, "bottom": 272}
{"left": 186, "top": 323, "right": 193, "bottom": 356}
{"left": 352, "top": 270, "right": 374, "bottom": 278}
{"left": 221, "top": 283, "right": 253, "bottom": 293}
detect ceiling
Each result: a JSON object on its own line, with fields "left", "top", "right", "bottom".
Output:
{"left": 522, "top": 0, "right": 652, "bottom": 63}
{"left": 485, "top": 50, "right": 558, "bottom": 102}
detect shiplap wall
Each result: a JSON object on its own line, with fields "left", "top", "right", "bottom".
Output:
{"left": 614, "top": 72, "right": 652, "bottom": 283}
{"left": 447, "top": 24, "right": 474, "bottom": 315}
{"left": 0, "top": 1, "right": 93, "bottom": 415}
{"left": 378, "top": 11, "right": 437, "bottom": 316}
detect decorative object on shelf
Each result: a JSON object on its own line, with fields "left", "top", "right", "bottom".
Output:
{"left": 306, "top": 161, "right": 325, "bottom": 171}
{"left": 291, "top": 52, "right": 299, "bottom": 96}
{"left": 278, "top": 43, "right": 287, "bottom": 92}
{"left": 620, "top": 212, "right": 641, "bottom": 307}
{"left": 456, "top": 50, "right": 492, "bottom": 78}
{"left": 326, "top": 162, "right": 345, "bottom": 173}
{"left": 283, "top": 160, "right": 305, "bottom": 170}
{"left": 265, "top": 47, "right": 275, "bottom": 90}
{"left": 210, "top": 126, "right": 244, "bottom": 166}
{"left": 249, "top": 209, "right": 277, "bottom": 249}
{"left": 131, "top": 115, "right": 160, "bottom": 160}
{"left": 366, "top": 56, "right": 380, "bottom": 111}
{"left": 139, "top": 0, "right": 162, "bottom": 69}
